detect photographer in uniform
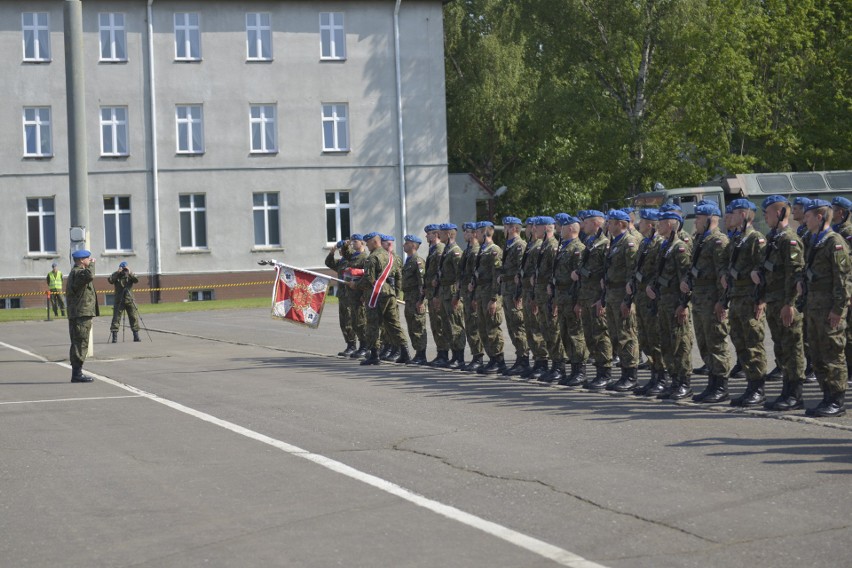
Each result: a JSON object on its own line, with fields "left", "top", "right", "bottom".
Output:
{"left": 108, "top": 261, "right": 141, "bottom": 343}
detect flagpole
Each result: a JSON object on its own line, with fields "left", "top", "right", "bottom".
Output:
{"left": 258, "top": 260, "right": 346, "bottom": 283}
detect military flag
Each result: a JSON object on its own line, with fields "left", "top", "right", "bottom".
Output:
{"left": 269, "top": 263, "right": 331, "bottom": 328}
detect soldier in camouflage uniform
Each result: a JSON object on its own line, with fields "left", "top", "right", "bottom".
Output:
{"left": 435, "top": 223, "right": 466, "bottom": 369}
{"left": 471, "top": 221, "right": 506, "bottom": 373}
{"left": 751, "top": 196, "right": 806, "bottom": 411}
{"left": 572, "top": 210, "right": 612, "bottom": 389}
{"left": 686, "top": 204, "right": 733, "bottom": 403}
{"left": 326, "top": 239, "right": 357, "bottom": 356}
{"left": 602, "top": 209, "right": 640, "bottom": 391}
{"left": 831, "top": 197, "right": 852, "bottom": 383}
{"left": 108, "top": 261, "right": 141, "bottom": 343}
{"left": 423, "top": 224, "right": 449, "bottom": 366}
{"left": 402, "top": 234, "right": 428, "bottom": 364}
{"left": 499, "top": 216, "right": 529, "bottom": 376}
{"left": 799, "top": 199, "right": 849, "bottom": 417}
{"left": 630, "top": 209, "right": 667, "bottom": 396}
{"left": 792, "top": 197, "right": 816, "bottom": 382}
{"left": 648, "top": 211, "right": 694, "bottom": 399}
{"left": 551, "top": 214, "right": 588, "bottom": 386}
{"left": 532, "top": 216, "right": 564, "bottom": 382}
{"left": 659, "top": 204, "right": 693, "bottom": 251}
{"left": 344, "top": 235, "right": 369, "bottom": 359}
{"left": 718, "top": 199, "right": 768, "bottom": 407}
{"left": 457, "top": 222, "right": 485, "bottom": 372}
{"left": 351, "top": 233, "right": 409, "bottom": 365}
{"left": 519, "top": 218, "right": 547, "bottom": 378}
{"left": 622, "top": 207, "right": 641, "bottom": 240}
{"left": 379, "top": 235, "right": 409, "bottom": 363}
{"left": 66, "top": 250, "right": 97, "bottom": 383}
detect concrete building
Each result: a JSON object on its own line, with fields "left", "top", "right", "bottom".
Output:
{"left": 0, "top": 0, "right": 450, "bottom": 307}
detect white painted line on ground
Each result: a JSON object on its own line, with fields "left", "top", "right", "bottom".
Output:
{"left": 0, "top": 395, "right": 142, "bottom": 406}
{"left": 0, "top": 340, "right": 608, "bottom": 568}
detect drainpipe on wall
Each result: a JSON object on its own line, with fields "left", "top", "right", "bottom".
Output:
{"left": 393, "top": 0, "right": 408, "bottom": 239}
{"left": 147, "top": 0, "right": 162, "bottom": 302}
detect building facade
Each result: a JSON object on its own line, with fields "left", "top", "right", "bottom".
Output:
{"left": 0, "top": 0, "right": 450, "bottom": 306}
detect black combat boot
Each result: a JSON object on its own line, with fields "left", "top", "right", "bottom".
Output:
{"left": 729, "top": 360, "right": 745, "bottom": 379}
{"left": 350, "top": 344, "right": 368, "bottom": 359}
{"left": 462, "top": 354, "right": 485, "bottom": 373}
{"left": 730, "top": 379, "right": 765, "bottom": 407}
{"left": 585, "top": 366, "right": 612, "bottom": 391}
{"left": 360, "top": 348, "right": 381, "bottom": 366}
{"left": 479, "top": 354, "right": 506, "bottom": 375}
{"left": 806, "top": 392, "right": 846, "bottom": 417}
{"left": 633, "top": 370, "right": 656, "bottom": 396}
{"left": 504, "top": 356, "right": 530, "bottom": 377}
{"left": 133, "top": 331, "right": 141, "bottom": 342}
{"left": 693, "top": 374, "right": 716, "bottom": 402}
{"left": 430, "top": 350, "right": 450, "bottom": 367}
{"left": 665, "top": 375, "right": 693, "bottom": 400}
{"left": 646, "top": 370, "right": 669, "bottom": 397}
{"left": 338, "top": 342, "right": 357, "bottom": 357}
{"left": 768, "top": 381, "right": 804, "bottom": 411}
{"left": 381, "top": 346, "right": 399, "bottom": 361}
{"left": 638, "top": 352, "right": 650, "bottom": 370}
{"left": 528, "top": 360, "right": 549, "bottom": 381}
{"left": 379, "top": 344, "right": 393, "bottom": 360}
{"left": 111, "top": 331, "right": 118, "bottom": 343}
{"left": 766, "top": 366, "right": 783, "bottom": 381}
{"left": 409, "top": 350, "right": 427, "bottom": 365}
{"left": 541, "top": 360, "right": 566, "bottom": 383}
{"left": 610, "top": 367, "right": 638, "bottom": 392}
{"left": 70, "top": 365, "right": 93, "bottom": 383}
{"left": 692, "top": 363, "right": 709, "bottom": 376}
{"left": 560, "top": 362, "right": 586, "bottom": 387}
{"left": 446, "top": 350, "right": 465, "bottom": 370}
{"left": 700, "top": 375, "right": 729, "bottom": 404}
{"left": 804, "top": 359, "right": 816, "bottom": 382}
{"left": 395, "top": 346, "right": 411, "bottom": 364}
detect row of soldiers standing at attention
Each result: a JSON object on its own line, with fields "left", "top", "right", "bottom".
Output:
{"left": 325, "top": 194, "right": 851, "bottom": 418}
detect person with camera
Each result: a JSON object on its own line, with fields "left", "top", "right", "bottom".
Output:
{"left": 67, "top": 250, "right": 97, "bottom": 382}
{"left": 108, "top": 261, "right": 141, "bottom": 343}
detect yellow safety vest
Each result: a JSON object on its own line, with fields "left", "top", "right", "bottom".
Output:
{"left": 48, "top": 270, "right": 63, "bottom": 291}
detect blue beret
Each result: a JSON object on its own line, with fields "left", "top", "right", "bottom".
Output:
{"left": 535, "top": 216, "right": 555, "bottom": 225}
{"left": 607, "top": 209, "right": 631, "bottom": 222}
{"left": 404, "top": 234, "right": 422, "bottom": 244}
{"left": 697, "top": 199, "right": 717, "bottom": 207}
{"left": 792, "top": 197, "right": 812, "bottom": 207}
{"left": 805, "top": 198, "right": 832, "bottom": 212}
{"left": 119, "top": 261, "right": 128, "bottom": 268}
{"left": 730, "top": 198, "right": 756, "bottom": 211}
{"left": 439, "top": 223, "right": 458, "bottom": 231}
{"left": 639, "top": 208, "right": 659, "bottom": 221}
{"left": 725, "top": 203, "right": 734, "bottom": 214}
{"left": 585, "top": 210, "right": 605, "bottom": 219}
{"left": 525, "top": 217, "right": 536, "bottom": 225}
{"left": 832, "top": 197, "right": 852, "bottom": 210}
{"left": 621, "top": 207, "right": 635, "bottom": 214}
{"left": 363, "top": 232, "right": 379, "bottom": 241}
{"left": 659, "top": 211, "right": 683, "bottom": 222}
{"left": 761, "top": 195, "right": 789, "bottom": 211}
{"left": 564, "top": 214, "right": 580, "bottom": 225}
{"left": 695, "top": 203, "right": 722, "bottom": 217}
{"left": 502, "top": 216, "right": 522, "bottom": 225}
{"left": 381, "top": 234, "right": 395, "bottom": 242}
{"left": 350, "top": 233, "right": 364, "bottom": 241}
{"left": 462, "top": 222, "right": 477, "bottom": 231}
{"left": 576, "top": 210, "right": 587, "bottom": 220}
{"left": 424, "top": 224, "right": 440, "bottom": 233}
{"left": 476, "top": 220, "right": 494, "bottom": 229}
{"left": 659, "top": 203, "right": 683, "bottom": 213}
{"left": 554, "top": 213, "right": 569, "bottom": 225}
{"left": 71, "top": 249, "right": 91, "bottom": 259}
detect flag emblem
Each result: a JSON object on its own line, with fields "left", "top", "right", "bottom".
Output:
{"left": 272, "top": 265, "right": 329, "bottom": 328}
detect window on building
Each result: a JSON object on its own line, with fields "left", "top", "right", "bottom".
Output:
{"left": 319, "top": 12, "right": 345, "bottom": 60}
{"left": 27, "top": 197, "right": 56, "bottom": 254}
{"left": 322, "top": 104, "right": 349, "bottom": 152}
{"left": 100, "top": 107, "right": 129, "bottom": 156}
{"left": 253, "top": 192, "right": 280, "bottom": 247}
{"left": 23, "top": 107, "right": 52, "bottom": 157}
{"left": 250, "top": 105, "right": 277, "bottom": 153}
{"left": 22, "top": 12, "right": 50, "bottom": 62}
{"left": 0, "top": 299, "right": 23, "bottom": 310}
{"left": 176, "top": 105, "right": 204, "bottom": 154}
{"left": 246, "top": 13, "right": 272, "bottom": 60}
{"left": 99, "top": 13, "right": 127, "bottom": 61}
{"left": 325, "top": 191, "right": 351, "bottom": 245}
{"left": 174, "top": 13, "right": 201, "bottom": 60}
{"left": 179, "top": 194, "right": 207, "bottom": 249}
{"left": 104, "top": 196, "right": 132, "bottom": 252}
{"left": 189, "top": 290, "right": 214, "bottom": 301}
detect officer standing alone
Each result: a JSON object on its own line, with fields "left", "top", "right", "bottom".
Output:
{"left": 66, "top": 250, "right": 97, "bottom": 382}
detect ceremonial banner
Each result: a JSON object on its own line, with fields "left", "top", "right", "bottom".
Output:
{"left": 271, "top": 264, "right": 329, "bottom": 328}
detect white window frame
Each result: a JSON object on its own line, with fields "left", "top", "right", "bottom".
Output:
{"left": 99, "top": 13, "right": 127, "bottom": 62}
{"left": 253, "top": 192, "right": 281, "bottom": 247}
{"left": 246, "top": 13, "right": 272, "bottom": 61}
{"left": 23, "top": 107, "right": 52, "bottom": 158}
{"left": 174, "top": 12, "right": 201, "bottom": 61}
{"left": 319, "top": 12, "right": 345, "bottom": 60}
{"left": 26, "top": 197, "right": 56, "bottom": 254}
{"left": 176, "top": 105, "right": 204, "bottom": 154}
{"left": 103, "top": 196, "right": 133, "bottom": 252}
{"left": 324, "top": 191, "right": 351, "bottom": 245}
{"left": 322, "top": 103, "right": 349, "bottom": 152}
{"left": 250, "top": 104, "right": 277, "bottom": 154}
{"left": 100, "top": 106, "right": 129, "bottom": 156}
{"left": 22, "top": 12, "right": 50, "bottom": 62}
{"left": 179, "top": 193, "right": 207, "bottom": 250}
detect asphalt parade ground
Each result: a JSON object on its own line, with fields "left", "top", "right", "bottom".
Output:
{"left": 1, "top": 306, "right": 850, "bottom": 568}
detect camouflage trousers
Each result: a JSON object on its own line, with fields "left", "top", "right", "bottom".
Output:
{"left": 535, "top": 296, "right": 564, "bottom": 362}
{"left": 605, "top": 289, "right": 638, "bottom": 368}
{"left": 427, "top": 295, "right": 449, "bottom": 351}
{"left": 658, "top": 300, "right": 693, "bottom": 378}
{"left": 381, "top": 297, "right": 406, "bottom": 348}
{"left": 463, "top": 294, "right": 484, "bottom": 356}
{"left": 337, "top": 295, "right": 357, "bottom": 343}
{"left": 366, "top": 295, "right": 406, "bottom": 349}
{"left": 806, "top": 304, "right": 847, "bottom": 396}
{"left": 556, "top": 300, "right": 587, "bottom": 364}
{"left": 68, "top": 316, "right": 93, "bottom": 367}
{"left": 691, "top": 290, "right": 731, "bottom": 377}
{"left": 523, "top": 293, "right": 547, "bottom": 360}
{"left": 110, "top": 300, "right": 140, "bottom": 333}
{"left": 636, "top": 296, "right": 663, "bottom": 372}
{"left": 579, "top": 301, "right": 611, "bottom": 367}
{"left": 728, "top": 296, "right": 767, "bottom": 382}
{"left": 404, "top": 298, "right": 428, "bottom": 351}
{"left": 766, "top": 300, "right": 805, "bottom": 382}
{"left": 502, "top": 291, "right": 528, "bottom": 359}
{"left": 476, "top": 297, "right": 504, "bottom": 358}
{"left": 349, "top": 291, "right": 367, "bottom": 344}
{"left": 440, "top": 293, "right": 467, "bottom": 351}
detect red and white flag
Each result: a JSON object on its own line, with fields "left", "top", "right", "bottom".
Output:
{"left": 271, "top": 264, "right": 329, "bottom": 328}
